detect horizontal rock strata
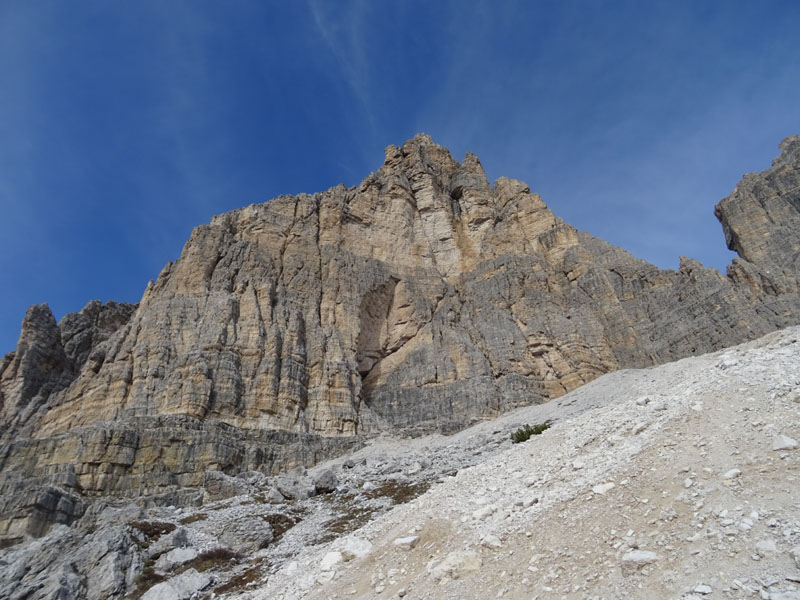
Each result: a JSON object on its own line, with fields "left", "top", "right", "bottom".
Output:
{"left": 1, "top": 133, "right": 799, "bottom": 538}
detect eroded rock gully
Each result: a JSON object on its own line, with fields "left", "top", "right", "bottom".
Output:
{"left": 1, "top": 134, "right": 799, "bottom": 543}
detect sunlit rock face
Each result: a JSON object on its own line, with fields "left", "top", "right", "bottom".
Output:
{"left": 1, "top": 133, "right": 799, "bottom": 538}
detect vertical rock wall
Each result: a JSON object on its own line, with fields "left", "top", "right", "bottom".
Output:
{"left": 1, "top": 134, "right": 799, "bottom": 535}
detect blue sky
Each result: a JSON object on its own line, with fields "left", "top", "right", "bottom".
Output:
{"left": 1, "top": 1, "right": 799, "bottom": 353}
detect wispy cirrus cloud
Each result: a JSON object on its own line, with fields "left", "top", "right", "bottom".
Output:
{"left": 307, "top": 0, "right": 373, "bottom": 125}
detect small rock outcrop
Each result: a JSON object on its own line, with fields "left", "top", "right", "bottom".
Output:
{"left": 1, "top": 134, "right": 800, "bottom": 542}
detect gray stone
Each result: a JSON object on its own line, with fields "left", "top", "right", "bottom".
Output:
{"left": 320, "top": 551, "right": 343, "bottom": 571}
{"left": 140, "top": 568, "right": 212, "bottom": 600}
{"left": 756, "top": 538, "right": 778, "bottom": 555}
{"left": 220, "top": 516, "right": 273, "bottom": 553}
{"left": 430, "top": 550, "right": 482, "bottom": 582}
{"left": 341, "top": 537, "right": 372, "bottom": 561}
{"left": 481, "top": 534, "right": 503, "bottom": 549}
{"left": 154, "top": 547, "right": 199, "bottom": 572}
{"left": 472, "top": 505, "right": 496, "bottom": 520}
{"left": 203, "top": 470, "right": 252, "bottom": 502}
{"left": 593, "top": 482, "right": 615, "bottom": 495}
{"left": 313, "top": 469, "right": 338, "bottom": 494}
{"left": 773, "top": 434, "right": 799, "bottom": 451}
{"left": 621, "top": 550, "right": 658, "bottom": 575}
{"left": 722, "top": 468, "right": 742, "bottom": 480}
{"left": 274, "top": 473, "right": 316, "bottom": 501}
{"left": 694, "top": 583, "right": 713, "bottom": 594}
{"left": 393, "top": 536, "right": 420, "bottom": 550}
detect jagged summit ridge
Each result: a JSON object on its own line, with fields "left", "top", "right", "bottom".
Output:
{"left": 1, "top": 134, "right": 800, "bottom": 542}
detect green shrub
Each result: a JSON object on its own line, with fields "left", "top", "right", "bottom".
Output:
{"left": 510, "top": 422, "right": 551, "bottom": 443}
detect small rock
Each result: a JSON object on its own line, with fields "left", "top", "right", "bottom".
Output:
{"left": 592, "top": 482, "right": 615, "bottom": 495}
{"left": 684, "top": 478, "right": 694, "bottom": 488}
{"left": 773, "top": 434, "right": 799, "bottom": 451}
{"left": 481, "top": 534, "right": 503, "bottom": 549}
{"left": 756, "top": 539, "right": 778, "bottom": 555}
{"left": 274, "top": 473, "right": 316, "bottom": 500}
{"left": 320, "top": 551, "right": 343, "bottom": 571}
{"left": 472, "top": 505, "right": 496, "bottom": 520}
{"left": 405, "top": 461, "right": 423, "bottom": 475}
{"left": 141, "top": 569, "right": 212, "bottom": 600}
{"left": 621, "top": 550, "right": 658, "bottom": 575}
{"left": 262, "top": 486, "right": 285, "bottom": 504}
{"left": 154, "top": 547, "right": 199, "bottom": 572}
{"left": 635, "top": 396, "right": 650, "bottom": 406}
{"left": 203, "top": 470, "right": 251, "bottom": 502}
{"left": 171, "top": 528, "right": 189, "bottom": 548}
{"left": 341, "top": 537, "right": 372, "bottom": 561}
{"left": 572, "top": 460, "right": 585, "bottom": 470}
{"left": 313, "top": 469, "right": 338, "bottom": 495}
{"left": 430, "top": 550, "right": 482, "bottom": 582}
{"left": 791, "top": 545, "right": 800, "bottom": 568}
{"left": 722, "top": 469, "right": 742, "bottom": 480}
{"left": 220, "top": 516, "right": 273, "bottom": 553}
{"left": 694, "top": 583, "right": 713, "bottom": 594}
{"left": 393, "top": 536, "right": 419, "bottom": 550}
{"left": 522, "top": 496, "right": 539, "bottom": 508}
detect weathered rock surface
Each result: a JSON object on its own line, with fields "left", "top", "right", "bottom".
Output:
{"left": 1, "top": 326, "right": 799, "bottom": 599}
{"left": 715, "top": 135, "right": 800, "bottom": 296}
{"left": 1, "top": 134, "right": 800, "bottom": 542}
{"left": 140, "top": 568, "right": 212, "bottom": 600}
{"left": 248, "top": 325, "right": 800, "bottom": 600}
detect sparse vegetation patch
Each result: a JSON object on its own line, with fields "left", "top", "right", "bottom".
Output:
{"left": 510, "top": 421, "right": 551, "bottom": 443}
{"left": 363, "top": 480, "right": 431, "bottom": 504}
{"left": 262, "top": 511, "right": 303, "bottom": 541}
{"left": 179, "top": 512, "right": 208, "bottom": 525}
{"left": 180, "top": 547, "right": 242, "bottom": 573}
{"left": 128, "top": 564, "right": 164, "bottom": 599}
{"left": 130, "top": 520, "right": 177, "bottom": 539}
{"left": 214, "top": 558, "right": 269, "bottom": 596}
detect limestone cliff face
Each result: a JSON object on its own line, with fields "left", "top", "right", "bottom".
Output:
{"left": 715, "top": 135, "right": 800, "bottom": 296}
{"left": 2, "top": 134, "right": 800, "bottom": 539}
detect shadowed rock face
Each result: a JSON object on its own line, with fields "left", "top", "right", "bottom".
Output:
{"left": 1, "top": 134, "right": 799, "bottom": 537}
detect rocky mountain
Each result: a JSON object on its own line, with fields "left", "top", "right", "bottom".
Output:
{"left": 3, "top": 323, "right": 799, "bottom": 600}
{"left": 1, "top": 134, "right": 799, "bottom": 544}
